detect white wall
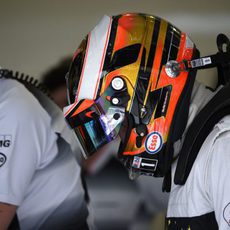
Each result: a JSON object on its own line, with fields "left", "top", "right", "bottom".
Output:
{"left": 0, "top": 0, "right": 229, "bottom": 87}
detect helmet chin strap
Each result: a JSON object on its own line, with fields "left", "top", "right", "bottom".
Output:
{"left": 135, "top": 124, "right": 148, "bottom": 148}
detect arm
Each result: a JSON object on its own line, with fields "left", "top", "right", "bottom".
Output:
{"left": 0, "top": 79, "right": 56, "bottom": 228}
{"left": 0, "top": 202, "right": 17, "bottom": 230}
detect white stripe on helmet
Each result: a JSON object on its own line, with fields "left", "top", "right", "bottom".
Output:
{"left": 76, "top": 15, "right": 112, "bottom": 102}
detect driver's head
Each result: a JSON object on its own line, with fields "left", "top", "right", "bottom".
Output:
{"left": 64, "top": 13, "right": 199, "bottom": 178}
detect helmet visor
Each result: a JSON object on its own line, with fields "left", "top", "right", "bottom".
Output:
{"left": 64, "top": 99, "right": 125, "bottom": 158}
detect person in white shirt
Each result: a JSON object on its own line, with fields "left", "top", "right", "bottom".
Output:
{"left": 0, "top": 69, "right": 90, "bottom": 230}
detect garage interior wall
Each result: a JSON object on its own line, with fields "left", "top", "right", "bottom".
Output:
{"left": 0, "top": 0, "right": 229, "bottom": 88}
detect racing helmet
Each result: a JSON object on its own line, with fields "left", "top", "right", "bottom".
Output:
{"left": 64, "top": 13, "right": 199, "bottom": 178}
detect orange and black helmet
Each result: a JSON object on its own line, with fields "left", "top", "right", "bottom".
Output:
{"left": 64, "top": 13, "right": 199, "bottom": 178}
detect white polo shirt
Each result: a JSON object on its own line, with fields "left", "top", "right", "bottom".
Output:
{"left": 0, "top": 78, "right": 88, "bottom": 229}
{"left": 167, "top": 82, "right": 230, "bottom": 229}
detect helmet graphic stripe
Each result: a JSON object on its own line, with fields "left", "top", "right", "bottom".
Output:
{"left": 76, "top": 15, "right": 112, "bottom": 102}
{"left": 155, "top": 24, "right": 181, "bottom": 87}
{"left": 96, "top": 16, "right": 119, "bottom": 97}
{"left": 150, "top": 19, "right": 168, "bottom": 91}
{"left": 130, "top": 17, "right": 160, "bottom": 120}
{"left": 169, "top": 29, "right": 181, "bottom": 61}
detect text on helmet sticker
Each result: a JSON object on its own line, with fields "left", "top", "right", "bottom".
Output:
{"left": 132, "top": 156, "right": 158, "bottom": 172}
{"left": 145, "top": 132, "right": 163, "bottom": 154}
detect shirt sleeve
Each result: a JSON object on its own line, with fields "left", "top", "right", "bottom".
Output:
{"left": 0, "top": 84, "right": 57, "bottom": 206}
{"left": 208, "top": 130, "right": 230, "bottom": 229}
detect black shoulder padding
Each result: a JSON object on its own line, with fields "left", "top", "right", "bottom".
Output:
{"left": 216, "top": 34, "right": 230, "bottom": 86}
{"left": 174, "top": 82, "right": 230, "bottom": 185}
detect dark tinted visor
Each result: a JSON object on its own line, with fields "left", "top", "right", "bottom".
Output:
{"left": 64, "top": 99, "right": 126, "bottom": 158}
{"left": 74, "top": 117, "right": 115, "bottom": 157}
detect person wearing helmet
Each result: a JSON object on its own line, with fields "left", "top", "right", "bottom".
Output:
{"left": 0, "top": 69, "right": 90, "bottom": 230}
{"left": 64, "top": 13, "right": 230, "bottom": 229}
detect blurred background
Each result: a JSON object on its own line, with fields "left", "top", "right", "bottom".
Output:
{"left": 0, "top": 0, "right": 230, "bottom": 87}
{"left": 1, "top": 0, "right": 229, "bottom": 229}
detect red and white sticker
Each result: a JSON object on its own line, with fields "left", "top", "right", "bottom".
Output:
{"left": 145, "top": 132, "right": 163, "bottom": 154}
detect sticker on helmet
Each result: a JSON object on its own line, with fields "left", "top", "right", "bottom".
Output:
{"left": 132, "top": 156, "right": 142, "bottom": 168}
{"left": 132, "top": 156, "right": 158, "bottom": 172}
{"left": 0, "top": 153, "right": 6, "bottom": 167}
{"left": 145, "top": 132, "right": 163, "bottom": 154}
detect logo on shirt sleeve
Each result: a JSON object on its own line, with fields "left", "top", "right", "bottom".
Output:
{"left": 0, "top": 153, "right": 6, "bottom": 167}
{"left": 0, "top": 135, "right": 12, "bottom": 148}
